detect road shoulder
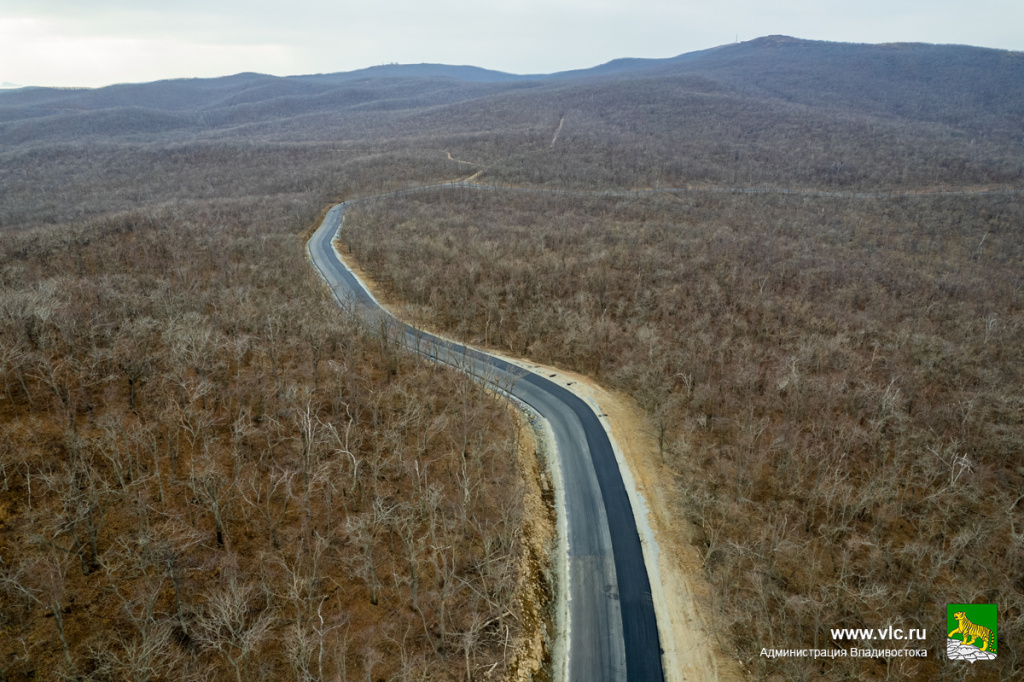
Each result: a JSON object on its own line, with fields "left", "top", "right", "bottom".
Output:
{"left": 333, "top": 233, "right": 747, "bottom": 682}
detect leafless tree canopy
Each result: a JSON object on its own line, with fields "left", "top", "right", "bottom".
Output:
{"left": 0, "top": 192, "right": 528, "bottom": 681}
{"left": 343, "top": 188, "right": 1024, "bottom": 680}
{"left": 2, "top": 35, "right": 1022, "bottom": 681}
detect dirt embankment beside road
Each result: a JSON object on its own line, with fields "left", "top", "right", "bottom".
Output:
{"left": 334, "top": 234, "right": 746, "bottom": 682}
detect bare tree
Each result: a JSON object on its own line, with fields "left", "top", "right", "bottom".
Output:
{"left": 345, "top": 498, "right": 394, "bottom": 606}
{"left": 95, "top": 546, "right": 183, "bottom": 682}
{"left": 93, "top": 620, "right": 180, "bottom": 682}
{"left": 277, "top": 534, "right": 343, "bottom": 682}
{"left": 143, "top": 516, "right": 204, "bottom": 638}
{"left": 39, "top": 433, "right": 108, "bottom": 575}
{"left": 193, "top": 570, "right": 275, "bottom": 682}
{"left": 188, "top": 452, "right": 237, "bottom": 550}
{"left": 396, "top": 505, "right": 436, "bottom": 651}
{"left": 114, "top": 317, "right": 158, "bottom": 412}
{"left": 1, "top": 551, "right": 76, "bottom": 675}
{"left": 239, "top": 464, "right": 295, "bottom": 550}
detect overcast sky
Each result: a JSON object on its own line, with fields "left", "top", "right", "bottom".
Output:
{"left": 2, "top": 0, "right": 1022, "bottom": 88}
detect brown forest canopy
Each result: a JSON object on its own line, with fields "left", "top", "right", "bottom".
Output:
{"left": 2, "top": 36, "right": 1023, "bottom": 218}
{"left": 1, "top": 34, "right": 1022, "bottom": 681}
{"left": 341, "top": 185, "right": 1024, "bottom": 680}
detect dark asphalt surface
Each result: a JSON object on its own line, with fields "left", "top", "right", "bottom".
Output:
{"left": 309, "top": 202, "right": 664, "bottom": 682}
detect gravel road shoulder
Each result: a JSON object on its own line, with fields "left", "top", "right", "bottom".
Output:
{"left": 332, "top": 236, "right": 746, "bottom": 681}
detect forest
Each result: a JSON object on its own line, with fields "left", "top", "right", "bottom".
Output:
{"left": 342, "top": 187, "right": 1023, "bottom": 679}
{"left": 1, "top": 34, "right": 1022, "bottom": 681}
{"left": 0, "top": 171, "right": 552, "bottom": 680}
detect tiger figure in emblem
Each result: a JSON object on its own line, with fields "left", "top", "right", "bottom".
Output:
{"left": 948, "top": 611, "right": 994, "bottom": 651}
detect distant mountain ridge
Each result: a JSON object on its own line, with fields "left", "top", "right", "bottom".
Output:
{"left": 0, "top": 35, "right": 1021, "bottom": 158}
{"left": 5, "top": 35, "right": 1021, "bottom": 97}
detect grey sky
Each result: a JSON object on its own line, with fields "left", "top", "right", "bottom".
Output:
{"left": 2, "top": 0, "right": 1022, "bottom": 87}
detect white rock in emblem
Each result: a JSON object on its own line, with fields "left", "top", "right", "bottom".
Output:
{"left": 947, "top": 638, "right": 997, "bottom": 663}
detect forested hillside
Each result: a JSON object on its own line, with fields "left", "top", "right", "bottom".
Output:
{"left": 1, "top": 35, "right": 1021, "bottom": 681}
{"left": 342, "top": 187, "right": 1023, "bottom": 680}
{"left": 0, "top": 170, "right": 546, "bottom": 680}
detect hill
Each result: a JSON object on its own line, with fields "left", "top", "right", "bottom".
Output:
{"left": 1, "top": 34, "right": 1022, "bottom": 682}
{"left": 0, "top": 36, "right": 1021, "bottom": 143}
{"left": 0, "top": 36, "right": 1020, "bottom": 205}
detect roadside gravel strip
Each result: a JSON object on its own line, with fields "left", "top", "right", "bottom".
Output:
{"left": 308, "top": 201, "right": 665, "bottom": 682}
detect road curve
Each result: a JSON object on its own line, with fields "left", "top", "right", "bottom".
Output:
{"left": 309, "top": 201, "right": 664, "bottom": 682}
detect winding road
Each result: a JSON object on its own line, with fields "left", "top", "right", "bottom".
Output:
{"left": 306, "top": 178, "right": 1023, "bottom": 680}
{"left": 308, "top": 200, "right": 665, "bottom": 682}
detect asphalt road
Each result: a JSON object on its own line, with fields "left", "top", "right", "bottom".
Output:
{"left": 308, "top": 202, "right": 664, "bottom": 682}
